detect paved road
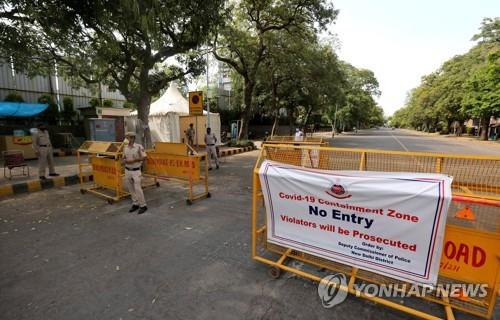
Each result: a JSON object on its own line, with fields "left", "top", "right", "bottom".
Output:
{"left": 0, "top": 131, "right": 495, "bottom": 320}
{"left": 329, "top": 128, "right": 500, "bottom": 156}
{"left": 3, "top": 150, "right": 491, "bottom": 320}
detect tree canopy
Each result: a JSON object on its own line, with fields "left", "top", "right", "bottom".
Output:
{"left": 1, "top": 0, "right": 225, "bottom": 145}
{"left": 1, "top": 0, "right": 386, "bottom": 140}
{"left": 391, "top": 18, "right": 499, "bottom": 140}
{"left": 212, "top": 0, "right": 338, "bottom": 138}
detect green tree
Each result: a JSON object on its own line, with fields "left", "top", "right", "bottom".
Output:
{"left": 392, "top": 18, "right": 499, "bottom": 138}
{"left": 213, "top": 0, "right": 337, "bottom": 139}
{"left": 472, "top": 17, "right": 500, "bottom": 43}
{"left": 0, "top": 0, "right": 225, "bottom": 146}
{"left": 258, "top": 29, "right": 345, "bottom": 135}
{"left": 462, "top": 46, "right": 500, "bottom": 140}
{"left": 333, "top": 62, "right": 381, "bottom": 131}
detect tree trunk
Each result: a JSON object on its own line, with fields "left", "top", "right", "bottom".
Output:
{"left": 136, "top": 94, "right": 152, "bottom": 147}
{"left": 239, "top": 80, "right": 254, "bottom": 140}
{"left": 480, "top": 117, "right": 489, "bottom": 141}
{"left": 271, "top": 112, "right": 279, "bottom": 137}
{"left": 270, "top": 79, "right": 279, "bottom": 137}
{"left": 302, "top": 107, "right": 313, "bottom": 128}
{"left": 288, "top": 108, "right": 295, "bottom": 135}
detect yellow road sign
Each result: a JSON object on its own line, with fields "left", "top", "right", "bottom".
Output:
{"left": 189, "top": 91, "right": 203, "bottom": 116}
{"left": 439, "top": 225, "right": 499, "bottom": 287}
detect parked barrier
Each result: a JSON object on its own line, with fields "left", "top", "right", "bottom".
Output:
{"left": 77, "top": 141, "right": 157, "bottom": 204}
{"left": 265, "top": 135, "right": 327, "bottom": 145}
{"left": 144, "top": 142, "right": 210, "bottom": 205}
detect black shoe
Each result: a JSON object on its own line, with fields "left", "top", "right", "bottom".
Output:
{"left": 138, "top": 206, "right": 148, "bottom": 214}
{"left": 129, "top": 205, "right": 140, "bottom": 213}
{"left": 49, "top": 173, "right": 60, "bottom": 177}
{"left": 209, "top": 167, "right": 212, "bottom": 171}
{"left": 216, "top": 165, "right": 219, "bottom": 169}
{"left": 39, "top": 176, "right": 47, "bottom": 180}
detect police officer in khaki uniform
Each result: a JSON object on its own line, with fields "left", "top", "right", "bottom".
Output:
{"left": 33, "top": 123, "right": 59, "bottom": 180}
{"left": 124, "top": 132, "right": 148, "bottom": 214}
{"left": 204, "top": 127, "right": 219, "bottom": 170}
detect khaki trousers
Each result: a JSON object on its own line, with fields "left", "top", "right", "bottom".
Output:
{"left": 206, "top": 145, "right": 219, "bottom": 168}
{"left": 38, "top": 146, "right": 55, "bottom": 177}
{"left": 125, "top": 169, "right": 146, "bottom": 207}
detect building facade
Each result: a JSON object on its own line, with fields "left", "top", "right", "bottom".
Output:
{"left": 0, "top": 63, "right": 126, "bottom": 109}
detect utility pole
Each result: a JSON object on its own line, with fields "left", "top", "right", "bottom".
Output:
{"left": 54, "top": 61, "right": 62, "bottom": 112}
{"left": 206, "top": 52, "right": 210, "bottom": 129}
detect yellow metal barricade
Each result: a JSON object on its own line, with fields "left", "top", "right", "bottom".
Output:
{"left": 77, "top": 141, "right": 158, "bottom": 204}
{"left": 144, "top": 142, "right": 210, "bottom": 205}
{"left": 252, "top": 143, "right": 500, "bottom": 319}
{"left": 265, "top": 135, "right": 327, "bottom": 145}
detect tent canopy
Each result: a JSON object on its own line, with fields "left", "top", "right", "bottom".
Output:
{"left": 127, "top": 83, "right": 221, "bottom": 145}
{"left": 0, "top": 102, "right": 48, "bottom": 117}
{"left": 130, "top": 83, "right": 213, "bottom": 116}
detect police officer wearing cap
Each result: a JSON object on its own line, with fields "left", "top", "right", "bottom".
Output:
{"left": 124, "top": 132, "right": 148, "bottom": 214}
{"left": 33, "top": 123, "right": 59, "bottom": 180}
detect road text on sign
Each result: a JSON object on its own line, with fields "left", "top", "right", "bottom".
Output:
{"left": 145, "top": 153, "right": 200, "bottom": 180}
{"left": 439, "top": 225, "right": 499, "bottom": 287}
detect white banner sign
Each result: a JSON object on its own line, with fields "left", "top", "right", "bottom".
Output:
{"left": 259, "top": 160, "right": 453, "bottom": 286}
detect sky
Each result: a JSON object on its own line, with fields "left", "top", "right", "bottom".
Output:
{"left": 330, "top": 0, "right": 499, "bottom": 116}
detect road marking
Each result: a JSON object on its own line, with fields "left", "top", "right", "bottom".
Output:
{"left": 391, "top": 133, "right": 410, "bottom": 152}
{"left": 390, "top": 132, "right": 428, "bottom": 171}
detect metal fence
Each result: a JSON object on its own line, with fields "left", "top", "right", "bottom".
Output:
{"left": 252, "top": 143, "right": 500, "bottom": 319}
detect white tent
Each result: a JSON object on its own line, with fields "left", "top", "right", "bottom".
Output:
{"left": 127, "top": 83, "right": 221, "bottom": 145}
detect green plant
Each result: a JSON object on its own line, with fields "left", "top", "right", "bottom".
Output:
{"left": 63, "top": 97, "right": 73, "bottom": 109}
{"left": 89, "top": 97, "right": 100, "bottom": 108}
{"left": 466, "top": 127, "right": 473, "bottom": 135}
{"left": 123, "top": 101, "right": 135, "bottom": 109}
{"left": 4, "top": 91, "right": 24, "bottom": 102}
{"left": 62, "top": 97, "right": 76, "bottom": 121}
{"left": 103, "top": 99, "right": 113, "bottom": 107}
{"left": 38, "top": 94, "right": 59, "bottom": 123}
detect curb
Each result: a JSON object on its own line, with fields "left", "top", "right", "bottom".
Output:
{"left": 0, "top": 175, "right": 92, "bottom": 198}
{"left": 0, "top": 146, "right": 256, "bottom": 199}
{"left": 220, "top": 145, "right": 256, "bottom": 157}
{"left": 201, "top": 145, "right": 257, "bottom": 160}
{"left": 400, "top": 129, "right": 500, "bottom": 146}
